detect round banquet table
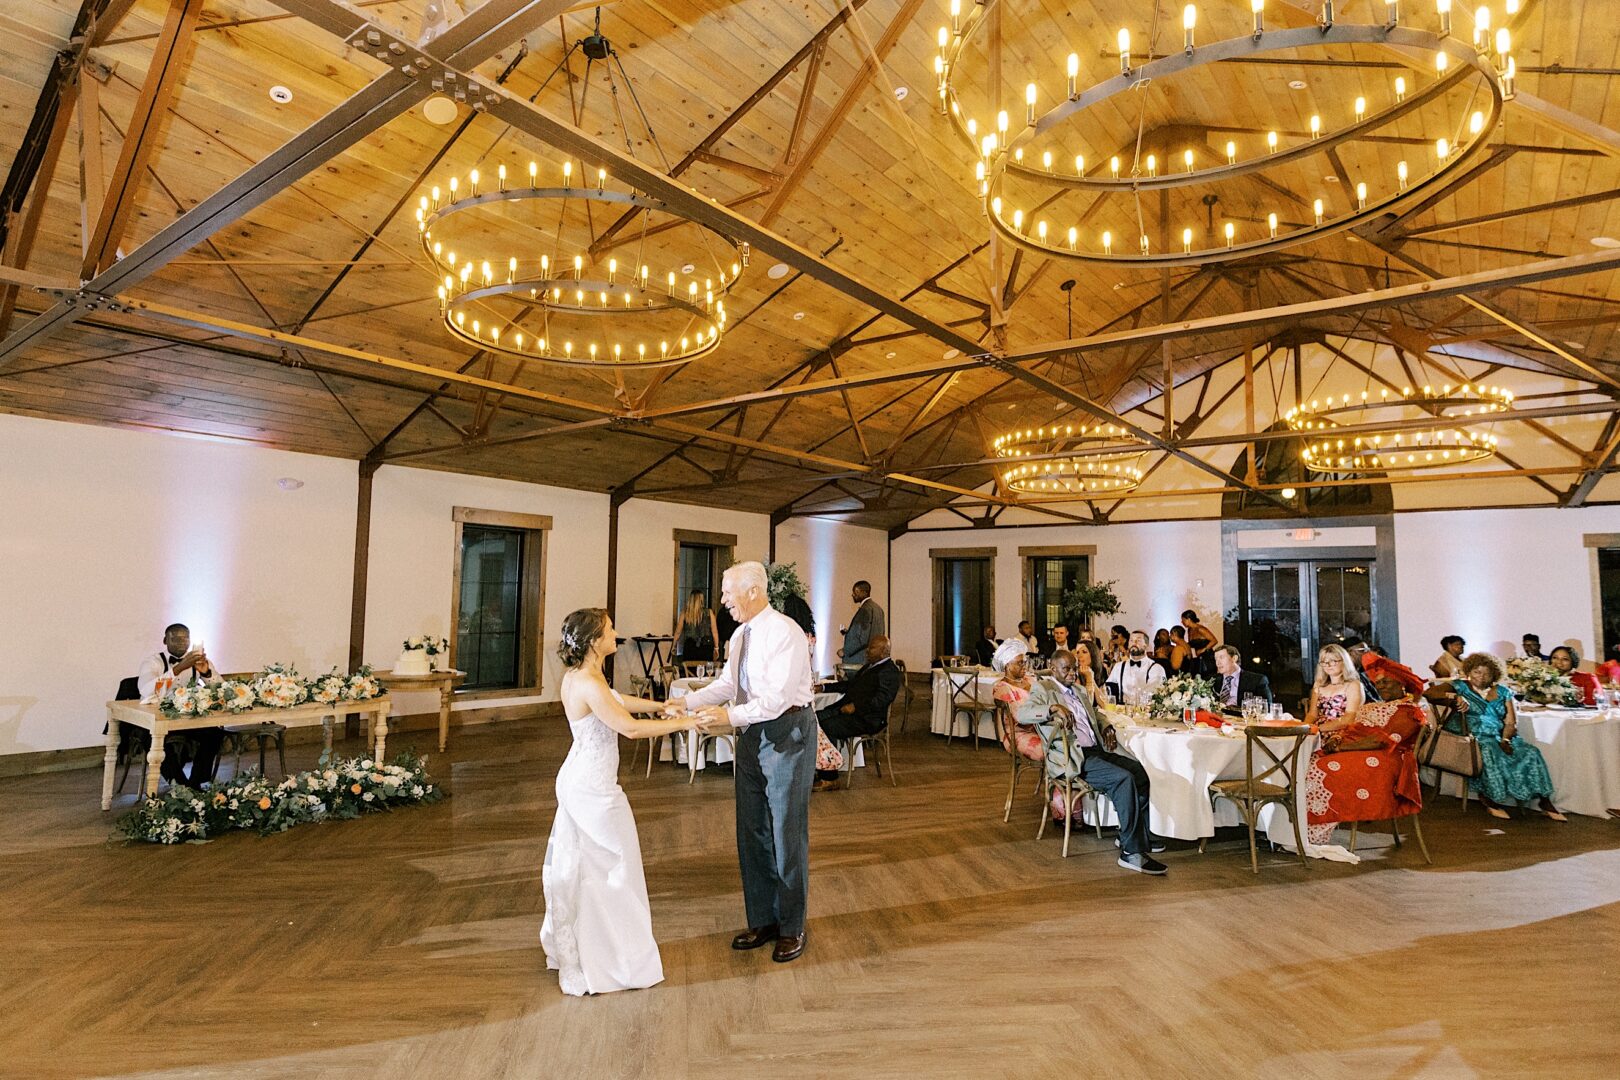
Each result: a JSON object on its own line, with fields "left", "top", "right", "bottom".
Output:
{"left": 1082, "top": 715, "right": 1323, "bottom": 850}
{"left": 930, "top": 667, "right": 1000, "bottom": 740}
{"left": 1512, "top": 705, "right": 1620, "bottom": 818}
{"left": 664, "top": 680, "right": 854, "bottom": 771}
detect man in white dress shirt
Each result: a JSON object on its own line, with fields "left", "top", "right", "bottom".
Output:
{"left": 679, "top": 561, "right": 817, "bottom": 963}
{"left": 1105, "top": 630, "right": 1165, "bottom": 703}
{"left": 134, "top": 622, "right": 224, "bottom": 785}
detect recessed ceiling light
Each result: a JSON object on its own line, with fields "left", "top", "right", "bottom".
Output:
{"left": 422, "top": 95, "right": 458, "bottom": 124}
{"left": 1288, "top": 79, "right": 1308, "bottom": 91}
{"left": 1592, "top": 236, "right": 1620, "bottom": 248}
{"left": 1280, "top": 487, "right": 1297, "bottom": 499}
{"left": 885, "top": 351, "right": 896, "bottom": 358}
{"left": 792, "top": 311, "right": 805, "bottom": 320}
{"left": 943, "top": 348, "right": 960, "bottom": 359}
{"left": 1324, "top": 174, "right": 1339, "bottom": 183}
{"left": 268, "top": 85, "right": 293, "bottom": 104}
{"left": 893, "top": 85, "right": 909, "bottom": 101}
{"left": 681, "top": 262, "right": 696, "bottom": 273}
{"left": 767, "top": 262, "right": 790, "bottom": 279}
{"left": 276, "top": 477, "right": 304, "bottom": 491}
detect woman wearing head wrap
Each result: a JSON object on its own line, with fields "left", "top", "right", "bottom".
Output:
{"left": 989, "top": 638, "right": 1040, "bottom": 759}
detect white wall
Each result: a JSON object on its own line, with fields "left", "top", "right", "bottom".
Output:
{"left": 774, "top": 517, "right": 890, "bottom": 675}
{"left": 364, "top": 465, "right": 610, "bottom": 718}
{"left": 889, "top": 520, "right": 1225, "bottom": 671}
{"left": 609, "top": 498, "right": 770, "bottom": 689}
{"left": 1393, "top": 506, "right": 1620, "bottom": 668}
{"left": 0, "top": 415, "right": 356, "bottom": 757}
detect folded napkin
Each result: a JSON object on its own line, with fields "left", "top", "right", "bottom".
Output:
{"left": 1194, "top": 710, "right": 1225, "bottom": 728}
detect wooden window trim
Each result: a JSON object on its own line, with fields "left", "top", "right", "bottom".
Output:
{"left": 1583, "top": 533, "right": 1620, "bottom": 548}
{"left": 1017, "top": 545, "right": 1097, "bottom": 557}
{"left": 928, "top": 546, "right": 997, "bottom": 559}
{"left": 448, "top": 508, "right": 551, "bottom": 697}
{"left": 673, "top": 530, "right": 736, "bottom": 640}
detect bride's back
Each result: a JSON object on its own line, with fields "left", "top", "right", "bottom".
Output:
{"left": 560, "top": 667, "right": 606, "bottom": 723}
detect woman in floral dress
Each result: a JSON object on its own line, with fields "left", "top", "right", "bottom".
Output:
{"left": 1450, "top": 652, "right": 1565, "bottom": 821}
{"left": 1302, "top": 645, "right": 1366, "bottom": 845}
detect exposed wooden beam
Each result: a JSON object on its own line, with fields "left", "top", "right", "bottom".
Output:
{"left": 1565, "top": 422, "right": 1620, "bottom": 507}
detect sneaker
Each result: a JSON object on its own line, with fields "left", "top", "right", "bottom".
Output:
{"left": 1117, "top": 853, "right": 1168, "bottom": 876}
{"left": 1115, "top": 837, "right": 1167, "bottom": 854}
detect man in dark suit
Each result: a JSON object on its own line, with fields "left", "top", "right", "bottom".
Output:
{"left": 1213, "top": 644, "right": 1272, "bottom": 712}
{"left": 815, "top": 635, "right": 901, "bottom": 789}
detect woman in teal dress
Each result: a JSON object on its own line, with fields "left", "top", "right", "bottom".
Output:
{"left": 1449, "top": 653, "right": 1565, "bottom": 821}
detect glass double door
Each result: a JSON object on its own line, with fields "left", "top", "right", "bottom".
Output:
{"left": 1239, "top": 560, "right": 1375, "bottom": 707}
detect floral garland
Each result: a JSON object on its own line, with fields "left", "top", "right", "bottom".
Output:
{"left": 113, "top": 751, "right": 440, "bottom": 844}
{"left": 1148, "top": 673, "right": 1219, "bottom": 721}
{"left": 1505, "top": 656, "right": 1584, "bottom": 706}
{"left": 403, "top": 635, "right": 449, "bottom": 656}
{"left": 159, "top": 663, "right": 385, "bottom": 718}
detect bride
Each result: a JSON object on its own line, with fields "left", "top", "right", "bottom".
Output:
{"left": 541, "top": 607, "right": 698, "bottom": 996}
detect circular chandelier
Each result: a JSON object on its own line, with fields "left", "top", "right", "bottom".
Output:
{"left": 414, "top": 15, "right": 746, "bottom": 368}
{"left": 933, "top": 1, "right": 1517, "bottom": 267}
{"left": 416, "top": 166, "right": 742, "bottom": 368}
{"left": 1285, "top": 381, "right": 1513, "bottom": 473}
{"left": 993, "top": 422, "right": 1149, "bottom": 495}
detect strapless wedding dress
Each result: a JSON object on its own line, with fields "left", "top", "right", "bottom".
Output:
{"left": 540, "top": 698, "right": 664, "bottom": 995}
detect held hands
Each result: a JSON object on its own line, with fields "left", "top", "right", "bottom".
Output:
{"left": 694, "top": 706, "right": 733, "bottom": 731}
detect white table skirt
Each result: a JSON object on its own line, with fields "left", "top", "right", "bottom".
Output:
{"left": 1085, "top": 719, "right": 1319, "bottom": 848}
{"left": 664, "top": 683, "right": 856, "bottom": 770}
{"left": 1515, "top": 707, "right": 1620, "bottom": 818}
{"left": 930, "top": 668, "right": 1000, "bottom": 739}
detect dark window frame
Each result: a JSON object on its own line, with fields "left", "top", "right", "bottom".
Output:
{"left": 448, "top": 506, "right": 551, "bottom": 699}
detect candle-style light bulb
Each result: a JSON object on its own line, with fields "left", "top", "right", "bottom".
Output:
{"left": 1314, "top": 198, "right": 1324, "bottom": 224}
{"left": 1473, "top": 5, "right": 1490, "bottom": 49}
{"left": 1357, "top": 181, "right": 1368, "bottom": 208}
{"left": 1385, "top": 1, "right": 1399, "bottom": 28}
{"left": 1037, "top": 220, "right": 1048, "bottom": 242}
{"left": 1354, "top": 95, "right": 1367, "bottom": 121}
{"left": 1102, "top": 230, "right": 1113, "bottom": 254}
{"left": 1183, "top": 5, "right": 1197, "bottom": 51}
{"left": 1495, "top": 27, "right": 1511, "bottom": 60}
{"left": 1224, "top": 221, "right": 1236, "bottom": 247}
{"left": 1267, "top": 131, "right": 1279, "bottom": 152}
{"left": 1310, "top": 114, "right": 1322, "bottom": 138}
{"left": 1225, "top": 140, "right": 1237, "bottom": 164}
{"left": 469, "top": 168, "right": 479, "bottom": 193}
{"left": 1268, "top": 212, "right": 1278, "bottom": 237}
{"left": 996, "top": 110, "right": 1009, "bottom": 136}
{"left": 1182, "top": 227, "right": 1193, "bottom": 252}
{"left": 528, "top": 160, "right": 537, "bottom": 186}
{"left": 448, "top": 176, "right": 459, "bottom": 197}
{"left": 1025, "top": 82, "right": 1037, "bottom": 125}
{"left": 1251, "top": 0, "right": 1264, "bottom": 36}
{"left": 1470, "top": 109, "right": 1485, "bottom": 135}
{"left": 1139, "top": 234, "right": 1150, "bottom": 255}
{"left": 1397, "top": 160, "right": 1409, "bottom": 189}
{"left": 597, "top": 167, "right": 606, "bottom": 193}
{"left": 1012, "top": 208, "right": 1024, "bottom": 233}
{"left": 1437, "top": 0, "right": 1452, "bottom": 35}
{"left": 1503, "top": 56, "right": 1516, "bottom": 96}
{"left": 949, "top": 0, "right": 961, "bottom": 32}
{"left": 1184, "top": 148, "right": 1195, "bottom": 171}
{"left": 507, "top": 256, "right": 517, "bottom": 280}
{"left": 1118, "top": 28, "right": 1131, "bottom": 73}
{"left": 1075, "top": 154, "right": 1085, "bottom": 175}
{"left": 1067, "top": 226, "right": 1078, "bottom": 250}
{"left": 1395, "top": 76, "right": 1407, "bottom": 101}
{"left": 937, "top": 26, "right": 948, "bottom": 52}
{"left": 1436, "top": 49, "right": 1449, "bottom": 73}
{"left": 1146, "top": 153, "right": 1157, "bottom": 176}
{"left": 1066, "top": 53, "right": 1080, "bottom": 98}
{"left": 1110, "top": 155, "right": 1121, "bottom": 178}
{"left": 562, "top": 161, "right": 572, "bottom": 187}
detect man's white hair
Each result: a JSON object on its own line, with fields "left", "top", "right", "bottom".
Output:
{"left": 724, "top": 560, "right": 769, "bottom": 597}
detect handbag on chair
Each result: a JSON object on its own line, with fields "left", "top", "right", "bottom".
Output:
{"left": 1416, "top": 710, "right": 1483, "bottom": 778}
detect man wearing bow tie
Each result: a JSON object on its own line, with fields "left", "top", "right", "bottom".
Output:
{"left": 1105, "top": 630, "right": 1165, "bottom": 702}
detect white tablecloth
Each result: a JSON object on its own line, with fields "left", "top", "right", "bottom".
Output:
{"left": 1089, "top": 718, "right": 1323, "bottom": 851}
{"left": 1516, "top": 707, "right": 1620, "bottom": 818}
{"left": 930, "top": 668, "right": 1000, "bottom": 739}
{"left": 664, "top": 681, "right": 853, "bottom": 770}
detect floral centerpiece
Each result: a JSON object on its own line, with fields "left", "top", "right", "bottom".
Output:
{"left": 1147, "top": 673, "right": 1218, "bottom": 722}
{"left": 403, "top": 635, "right": 449, "bottom": 656}
{"left": 1505, "top": 657, "right": 1583, "bottom": 706}
{"left": 158, "top": 663, "right": 385, "bottom": 719}
{"left": 253, "top": 663, "right": 310, "bottom": 709}
{"left": 164, "top": 683, "right": 217, "bottom": 718}
{"left": 113, "top": 751, "right": 441, "bottom": 844}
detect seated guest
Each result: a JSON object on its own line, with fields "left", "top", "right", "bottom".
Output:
{"left": 1601, "top": 645, "right": 1620, "bottom": 687}
{"left": 1106, "top": 630, "right": 1166, "bottom": 702}
{"left": 1212, "top": 644, "right": 1272, "bottom": 712}
{"left": 1432, "top": 635, "right": 1467, "bottom": 679}
{"left": 1549, "top": 646, "right": 1599, "bottom": 706}
{"left": 1449, "top": 652, "right": 1564, "bottom": 821}
{"left": 1105, "top": 624, "right": 1130, "bottom": 666}
{"left": 1339, "top": 636, "right": 1383, "bottom": 702}
{"left": 973, "top": 625, "right": 999, "bottom": 667}
{"left": 1013, "top": 648, "right": 1166, "bottom": 875}
{"left": 135, "top": 622, "right": 225, "bottom": 786}
{"left": 989, "top": 639, "right": 1041, "bottom": 762}
{"left": 814, "top": 635, "right": 901, "bottom": 789}
{"left": 1305, "top": 644, "right": 1364, "bottom": 732}
{"left": 1047, "top": 624, "right": 1072, "bottom": 657}
{"left": 1362, "top": 648, "right": 1426, "bottom": 700}
{"left": 1016, "top": 620, "right": 1040, "bottom": 653}
{"left": 1373, "top": 673, "right": 1419, "bottom": 705}
{"left": 1521, "top": 633, "right": 1547, "bottom": 661}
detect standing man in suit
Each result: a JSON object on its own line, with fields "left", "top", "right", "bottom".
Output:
{"left": 1213, "top": 644, "right": 1272, "bottom": 711}
{"left": 679, "top": 561, "right": 818, "bottom": 963}
{"left": 839, "top": 579, "right": 886, "bottom": 667}
{"left": 813, "top": 635, "right": 901, "bottom": 790}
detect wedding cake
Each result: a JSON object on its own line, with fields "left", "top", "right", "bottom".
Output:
{"left": 394, "top": 648, "right": 431, "bottom": 676}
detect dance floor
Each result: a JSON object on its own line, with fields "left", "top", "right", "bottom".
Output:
{"left": 2, "top": 703, "right": 1617, "bottom": 1079}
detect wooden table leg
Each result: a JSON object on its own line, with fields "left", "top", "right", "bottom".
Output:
{"left": 101, "top": 718, "right": 120, "bottom": 811}
{"left": 438, "top": 685, "right": 451, "bottom": 753}
{"left": 374, "top": 706, "right": 389, "bottom": 761}
{"left": 322, "top": 716, "right": 334, "bottom": 759}
{"left": 144, "top": 723, "right": 168, "bottom": 798}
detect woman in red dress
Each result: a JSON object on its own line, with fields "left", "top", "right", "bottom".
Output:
{"left": 1550, "top": 646, "right": 1600, "bottom": 706}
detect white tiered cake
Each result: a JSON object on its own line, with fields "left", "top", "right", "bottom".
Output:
{"left": 394, "top": 648, "right": 431, "bottom": 676}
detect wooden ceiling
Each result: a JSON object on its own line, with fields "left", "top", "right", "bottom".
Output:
{"left": 2, "top": 0, "right": 1619, "bottom": 531}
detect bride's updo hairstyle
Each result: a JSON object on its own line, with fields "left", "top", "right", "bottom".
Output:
{"left": 558, "top": 607, "right": 609, "bottom": 668}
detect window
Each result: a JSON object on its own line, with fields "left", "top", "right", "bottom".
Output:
{"left": 1024, "top": 552, "right": 1090, "bottom": 646}
{"left": 932, "top": 549, "right": 994, "bottom": 659}
{"left": 450, "top": 507, "right": 550, "bottom": 693}
{"left": 1598, "top": 547, "right": 1620, "bottom": 664}
{"left": 672, "top": 529, "right": 736, "bottom": 652}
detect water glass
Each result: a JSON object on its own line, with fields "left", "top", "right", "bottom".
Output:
{"left": 1270, "top": 703, "right": 1285, "bottom": 721}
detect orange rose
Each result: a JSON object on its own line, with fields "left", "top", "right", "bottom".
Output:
{"left": 213, "top": 793, "right": 226, "bottom": 804}
{"left": 257, "top": 796, "right": 272, "bottom": 810}
{"left": 350, "top": 783, "right": 362, "bottom": 794}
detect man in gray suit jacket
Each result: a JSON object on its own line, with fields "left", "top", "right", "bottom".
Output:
{"left": 839, "top": 580, "right": 886, "bottom": 666}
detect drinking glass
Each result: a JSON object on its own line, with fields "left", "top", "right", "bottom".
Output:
{"left": 1270, "top": 703, "right": 1285, "bottom": 721}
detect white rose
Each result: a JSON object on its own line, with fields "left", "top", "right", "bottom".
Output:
{"left": 362, "top": 792, "right": 374, "bottom": 802}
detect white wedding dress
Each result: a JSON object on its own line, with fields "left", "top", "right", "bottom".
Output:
{"left": 540, "top": 694, "right": 665, "bottom": 996}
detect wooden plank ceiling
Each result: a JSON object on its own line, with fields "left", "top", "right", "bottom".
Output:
{"left": 2, "top": 0, "right": 1619, "bottom": 530}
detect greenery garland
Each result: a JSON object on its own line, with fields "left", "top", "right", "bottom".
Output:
{"left": 113, "top": 750, "right": 441, "bottom": 845}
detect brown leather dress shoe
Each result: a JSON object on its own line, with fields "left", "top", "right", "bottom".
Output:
{"left": 731, "top": 925, "right": 778, "bottom": 950}
{"left": 772, "top": 932, "right": 806, "bottom": 963}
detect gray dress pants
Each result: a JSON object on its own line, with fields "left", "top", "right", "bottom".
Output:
{"left": 734, "top": 705, "right": 815, "bottom": 936}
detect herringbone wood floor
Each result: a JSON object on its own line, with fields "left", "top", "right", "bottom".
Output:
{"left": 2, "top": 702, "right": 1617, "bottom": 1080}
